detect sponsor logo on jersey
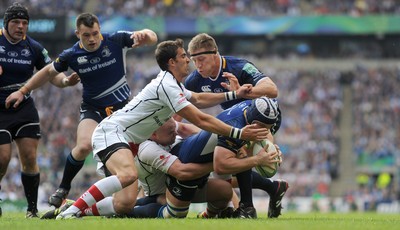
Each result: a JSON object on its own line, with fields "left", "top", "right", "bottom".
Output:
{"left": 213, "top": 88, "right": 224, "bottom": 93}
{"left": 177, "top": 93, "right": 187, "bottom": 105}
{"left": 243, "top": 63, "right": 260, "bottom": 75}
{"left": 90, "top": 57, "right": 101, "bottom": 64}
{"left": 42, "top": 48, "right": 51, "bottom": 63}
{"left": 201, "top": 85, "right": 211, "bottom": 92}
{"left": 0, "top": 46, "right": 5, "bottom": 53}
{"left": 77, "top": 56, "right": 88, "bottom": 64}
{"left": 7, "top": 51, "right": 18, "bottom": 57}
{"left": 21, "top": 49, "right": 31, "bottom": 57}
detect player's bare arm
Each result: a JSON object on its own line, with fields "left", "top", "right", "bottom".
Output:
{"left": 189, "top": 84, "right": 252, "bottom": 109}
{"left": 167, "top": 160, "right": 213, "bottom": 181}
{"left": 5, "top": 64, "right": 56, "bottom": 108}
{"left": 250, "top": 77, "right": 278, "bottom": 98}
{"left": 177, "top": 104, "right": 269, "bottom": 141}
{"left": 213, "top": 146, "right": 279, "bottom": 175}
{"left": 49, "top": 72, "right": 80, "bottom": 88}
{"left": 131, "top": 29, "right": 158, "bottom": 48}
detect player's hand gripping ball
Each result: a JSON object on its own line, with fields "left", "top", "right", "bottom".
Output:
{"left": 253, "top": 139, "right": 281, "bottom": 177}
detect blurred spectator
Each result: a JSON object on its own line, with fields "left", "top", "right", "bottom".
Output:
{"left": 2, "top": 0, "right": 400, "bottom": 17}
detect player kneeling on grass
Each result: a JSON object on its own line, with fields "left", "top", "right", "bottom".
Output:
{"left": 42, "top": 118, "right": 232, "bottom": 219}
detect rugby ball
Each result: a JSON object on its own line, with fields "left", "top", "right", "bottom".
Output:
{"left": 253, "top": 139, "right": 280, "bottom": 178}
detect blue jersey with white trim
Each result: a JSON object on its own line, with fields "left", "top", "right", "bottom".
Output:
{"left": 0, "top": 29, "right": 51, "bottom": 106}
{"left": 184, "top": 56, "right": 265, "bottom": 110}
{"left": 53, "top": 32, "right": 134, "bottom": 107}
{"left": 172, "top": 100, "right": 252, "bottom": 163}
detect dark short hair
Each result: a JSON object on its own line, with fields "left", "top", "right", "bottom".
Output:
{"left": 3, "top": 2, "right": 29, "bottom": 31}
{"left": 155, "top": 39, "right": 184, "bottom": 71}
{"left": 76, "top": 13, "right": 99, "bottom": 29}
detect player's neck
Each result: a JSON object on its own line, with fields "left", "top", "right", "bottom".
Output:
{"left": 210, "top": 55, "right": 222, "bottom": 79}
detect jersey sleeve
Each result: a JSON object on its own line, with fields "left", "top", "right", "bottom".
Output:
{"left": 138, "top": 141, "right": 178, "bottom": 173}
{"left": 160, "top": 74, "right": 192, "bottom": 113}
{"left": 30, "top": 38, "right": 52, "bottom": 70}
{"left": 53, "top": 48, "right": 73, "bottom": 73}
{"left": 240, "top": 62, "right": 266, "bottom": 85}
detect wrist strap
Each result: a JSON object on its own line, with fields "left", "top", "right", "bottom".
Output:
{"left": 229, "top": 127, "right": 242, "bottom": 139}
{"left": 224, "top": 91, "right": 237, "bottom": 101}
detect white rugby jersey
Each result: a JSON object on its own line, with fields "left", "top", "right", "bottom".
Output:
{"left": 135, "top": 137, "right": 182, "bottom": 196}
{"left": 92, "top": 70, "right": 192, "bottom": 154}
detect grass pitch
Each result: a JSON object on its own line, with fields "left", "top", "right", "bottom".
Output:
{"left": 0, "top": 212, "right": 399, "bottom": 230}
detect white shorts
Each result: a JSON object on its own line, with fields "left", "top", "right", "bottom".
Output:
{"left": 92, "top": 123, "right": 131, "bottom": 164}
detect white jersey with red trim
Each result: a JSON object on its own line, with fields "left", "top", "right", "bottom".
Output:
{"left": 135, "top": 138, "right": 182, "bottom": 196}
{"left": 92, "top": 70, "right": 192, "bottom": 156}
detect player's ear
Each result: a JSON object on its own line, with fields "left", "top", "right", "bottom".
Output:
{"left": 75, "top": 30, "right": 79, "bottom": 39}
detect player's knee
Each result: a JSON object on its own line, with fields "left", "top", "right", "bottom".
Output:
{"left": 113, "top": 196, "right": 136, "bottom": 214}
{"left": 116, "top": 173, "right": 137, "bottom": 188}
{"left": 73, "top": 141, "right": 93, "bottom": 157}
{"left": 220, "top": 181, "right": 233, "bottom": 202}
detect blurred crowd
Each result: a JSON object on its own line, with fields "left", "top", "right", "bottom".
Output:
{"left": 1, "top": 0, "right": 400, "bottom": 17}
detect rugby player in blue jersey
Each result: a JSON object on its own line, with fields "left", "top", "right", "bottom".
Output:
{"left": 184, "top": 33, "right": 288, "bottom": 218}
{"left": 125, "top": 97, "right": 282, "bottom": 219}
{"left": 0, "top": 2, "right": 79, "bottom": 218}
{"left": 6, "top": 12, "right": 158, "bottom": 209}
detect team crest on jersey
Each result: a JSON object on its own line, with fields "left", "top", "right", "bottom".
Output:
{"left": 21, "top": 49, "right": 31, "bottom": 57}
{"left": 101, "top": 46, "right": 111, "bottom": 57}
{"left": 0, "top": 46, "right": 5, "bottom": 54}
{"left": 201, "top": 85, "right": 212, "bottom": 92}
{"left": 77, "top": 56, "right": 88, "bottom": 64}
{"left": 7, "top": 51, "right": 18, "bottom": 57}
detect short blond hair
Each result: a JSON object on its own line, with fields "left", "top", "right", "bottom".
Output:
{"left": 188, "top": 33, "right": 218, "bottom": 55}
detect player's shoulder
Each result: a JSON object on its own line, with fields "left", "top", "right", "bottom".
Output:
{"left": 224, "top": 55, "right": 249, "bottom": 66}
{"left": 138, "top": 140, "right": 162, "bottom": 157}
{"left": 23, "top": 35, "right": 46, "bottom": 51}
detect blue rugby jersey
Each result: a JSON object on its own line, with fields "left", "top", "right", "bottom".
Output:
{"left": 0, "top": 29, "right": 51, "bottom": 107}
{"left": 171, "top": 100, "right": 252, "bottom": 164}
{"left": 53, "top": 31, "right": 134, "bottom": 107}
{"left": 184, "top": 56, "right": 266, "bottom": 110}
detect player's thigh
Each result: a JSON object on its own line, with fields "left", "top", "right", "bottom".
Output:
{"left": 105, "top": 149, "right": 137, "bottom": 186}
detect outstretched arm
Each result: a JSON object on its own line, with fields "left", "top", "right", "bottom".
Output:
{"left": 168, "top": 160, "right": 213, "bottom": 181}
{"left": 131, "top": 29, "right": 158, "bottom": 48}
{"left": 177, "top": 104, "right": 269, "bottom": 141}
{"left": 188, "top": 84, "right": 252, "bottom": 109}
{"left": 49, "top": 72, "right": 80, "bottom": 88}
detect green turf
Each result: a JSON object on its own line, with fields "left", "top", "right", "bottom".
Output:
{"left": 0, "top": 212, "right": 399, "bottom": 230}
